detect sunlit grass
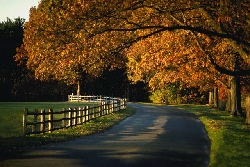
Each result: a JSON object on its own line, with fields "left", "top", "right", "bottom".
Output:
{"left": 176, "top": 105, "right": 250, "bottom": 167}
{"left": 0, "top": 102, "right": 135, "bottom": 159}
{"left": 0, "top": 102, "right": 98, "bottom": 137}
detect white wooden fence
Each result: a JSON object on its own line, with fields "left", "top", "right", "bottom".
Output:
{"left": 23, "top": 98, "right": 127, "bottom": 135}
{"left": 68, "top": 94, "right": 121, "bottom": 102}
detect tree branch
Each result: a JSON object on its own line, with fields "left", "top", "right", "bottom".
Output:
{"left": 96, "top": 25, "right": 250, "bottom": 47}
{"left": 208, "top": 54, "right": 250, "bottom": 76}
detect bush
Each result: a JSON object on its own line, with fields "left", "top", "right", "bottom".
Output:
{"left": 149, "top": 85, "right": 208, "bottom": 105}
{"left": 149, "top": 85, "right": 180, "bottom": 104}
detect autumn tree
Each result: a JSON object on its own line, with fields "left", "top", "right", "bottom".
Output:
{"left": 87, "top": 0, "right": 250, "bottom": 115}
{"left": 22, "top": 0, "right": 127, "bottom": 95}
{"left": 22, "top": 0, "right": 250, "bottom": 114}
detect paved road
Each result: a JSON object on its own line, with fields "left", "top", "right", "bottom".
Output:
{"left": 0, "top": 103, "right": 210, "bottom": 167}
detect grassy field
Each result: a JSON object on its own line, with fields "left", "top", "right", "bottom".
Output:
{"left": 176, "top": 105, "right": 250, "bottom": 167}
{"left": 0, "top": 102, "right": 99, "bottom": 137}
{"left": 0, "top": 102, "right": 135, "bottom": 159}
{"left": 1, "top": 102, "right": 249, "bottom": 166}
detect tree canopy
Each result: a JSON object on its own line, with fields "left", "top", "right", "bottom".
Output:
{"left": 20, "top": 0, "right": 250, "bottom": 95}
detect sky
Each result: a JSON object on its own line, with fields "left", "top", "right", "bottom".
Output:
{"left": 0, "top": 0, "right": 40, "bottom": 22}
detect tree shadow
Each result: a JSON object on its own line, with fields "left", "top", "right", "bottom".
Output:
{"left": 1, "top": 104, "right": 210, "bottom": 167}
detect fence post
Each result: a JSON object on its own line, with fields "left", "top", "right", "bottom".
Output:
{"left": 83, "top": 106, "right": 86, "bottom": 123}
{"left": 72, "top": 108, "right": 76, "bottom": 126}
{"left": 112, "top": 99, "right": 114, "bottom": 113}
{"left": 120, "top": 99, "right": 124, "bottom": 109}
{"left": 89, "top": 106, "right": 91, "bottom": 119}
{"left": 90, "top": 106, "right": 93, "bottom": 119}
{"left": 99, "top": 95, "right": 102, "bottom": 102}
{"left": 104, "top": 101, "right": 109, "bottom": 115}
{"left": 121, "top": 99, "right": 125, "bottom": 109}
{"left": 111, "top": 101, "right": 113, "bottom": 113}
{"left": 102, "top": 102, "right": 105, "bottom": 115}
{"left": 117, "top": 99, "right": 120, "bottom": 111}
{"left": 93, "top": 106, "right": 96, "bottom": 119}
{"left": 108, "top": 101, "right": 111, "bottom": 114}
{"left": 114, "top": 99, "right": 116, "bottom": 112}
{"left": 106, "top": 102, "right": 108, "bottom": 114}
{"left": 95, "top": 105, "right": 99, "bottom": 118}
{"left": 86, "top": 106, "right": 89, "bottom": 121}
{"left": 32, "top": 109, "right": 38, "bottom": 133}
{"left": 90, "top": 105, "right": 92, "bottom": 120}
{"left": 69, "top": 108, "right": 73, "bottom": 127}
{"left": 48, "top": 109, "right": 53, "bottom": 133}
{"left": 98, "top": 104, "right": 101, "bottom": 117}
{"left": 93, "top": 106, "right": 96, "bottom": 118}
{"left": 100, "top": 102, "right": 103, "bottom": 116}
{"left": 78, "top": 107, "right": 82, "bottom": 124}
{"left": 62, "top": 108, "right": 67, "bottom": 129}
{"left": 23, "top": 108, "right": 28, "bottom": 136}
{"left": 40, "top": 109, "right": 45, "bottom": 133}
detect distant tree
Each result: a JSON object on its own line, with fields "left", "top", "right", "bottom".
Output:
{"left": 0, "top": 18, "right": 25, "bottom": 101}
{"left": 15, "top": 44, "right": 76, "bottom": 101}
{"left": 84, "top": 68, "right": 129, "bottom": 97}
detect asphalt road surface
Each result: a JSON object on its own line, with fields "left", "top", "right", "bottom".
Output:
{"left": 0, "top": 103, "right": 210, "bottom": 167}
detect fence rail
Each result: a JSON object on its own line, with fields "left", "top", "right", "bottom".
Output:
{"left": 68, "top": 94, "right": 120, "bottom": 102}
{"left": 23, "top": 99, "right": 126, "bottom": 135}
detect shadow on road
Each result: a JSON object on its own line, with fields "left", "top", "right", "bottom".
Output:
{"left": 1, "top": 103, "right": 210, "bottom": 167}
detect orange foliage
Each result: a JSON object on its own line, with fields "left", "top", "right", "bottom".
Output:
{"left": 22, "top": 0, "right": 250, "bottom": 89}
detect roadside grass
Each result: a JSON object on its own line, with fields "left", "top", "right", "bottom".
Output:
{"left": 0, "top": 102, "right": 135, "bottom": 159}
{"left": 176, "top": 105, "right": 250, "bottom": 167}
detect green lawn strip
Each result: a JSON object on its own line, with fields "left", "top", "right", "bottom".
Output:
{"left": 0, "top": 107, "right": 135, "bottom": 158}
{"left": 0, "top": 102, "right": 99, "bottom": 136}
{"left": 176, "top": 105, "right": 250, "bottom": 167}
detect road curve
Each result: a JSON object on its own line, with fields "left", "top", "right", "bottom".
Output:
{"left": 0, "top": 103, "right": 210, "bottom": 167}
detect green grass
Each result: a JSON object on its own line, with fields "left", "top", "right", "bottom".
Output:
{"left": 0, "top": 102, "right": 135, "bottom": 159}
{"left": 2, "top": 102, "right": 249, "bottom": 166}
{"left": 0, "top": 102, "right": 98, "bottom": 137}
{"left": 176, "top": 105, "right": 250, "bottom": 167}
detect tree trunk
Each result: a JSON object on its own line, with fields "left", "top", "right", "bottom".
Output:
{"left": 77, "top": 80, "right": 80, "bottom": 101}
{"left": 209, "top": 90, "right": 213, "bottom": 105}
{"left": 225, "top": 76, "right": 232, "bottom": 112}
{"left": 213, "top": 87, "right": 218, "bottom": 108}
{"left": 235, "top": 75, "right": 242, "bottom": 115}
{"left": 229, "top": 53, "right": 243, "bottom": 116}
{"left": 230, "top": 75, "right": 243, "bottom": 116}
{"left": 230, "top": 76, "right": 236, "bottom": 115}
{"left": 226, "top": 88, "right": 231, "bottom": 112}
{"left": 245, "top": 96, "right": 250, "bottom": 124}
